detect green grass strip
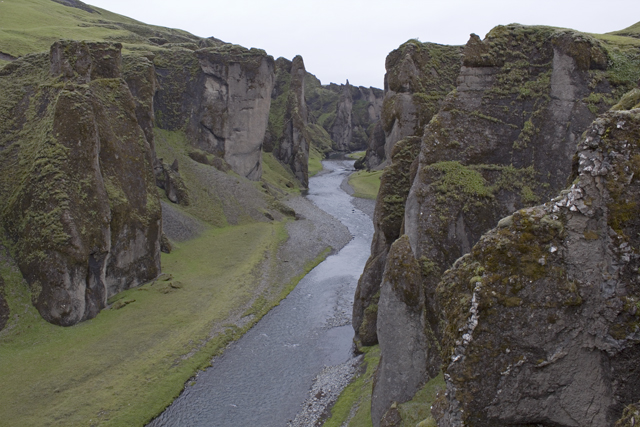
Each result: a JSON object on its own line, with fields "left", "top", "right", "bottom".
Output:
{"left": 348, "top": 170, "right": 382, "bottom": 200}
{"left": 0, "top": 220, "right": 331, "bottom": 426}
{"left": 323, "top": 345, "right": 380, "bottom": 427}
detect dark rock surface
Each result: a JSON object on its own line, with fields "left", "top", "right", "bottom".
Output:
{"left": 353, "top": 136, "right": 421, "bottom": 347}
{"left": 435, "top": 108, "right": 640, "bottom": 426}
{"left": 0, "top": 41, "right": 161, "bottom": 326}
{"left": 264, "top": 56, "right": 310, "bottom": 187}
{"left": 365, "top": 40, "right": 462, "bottom": 169}
{"left": 354, "top": 25, "right": 640, "bottom": 426}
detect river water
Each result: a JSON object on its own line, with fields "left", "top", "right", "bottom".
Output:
{"left": 149, "top": 159, "right": 374, "bottom": 426}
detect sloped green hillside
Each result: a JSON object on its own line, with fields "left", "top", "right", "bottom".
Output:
{"left": 0, "top": 0, "right": 200, "bottom": 62}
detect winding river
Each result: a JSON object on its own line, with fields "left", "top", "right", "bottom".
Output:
{"left": 149, "top": 159, "right": 374, "bottom": 426}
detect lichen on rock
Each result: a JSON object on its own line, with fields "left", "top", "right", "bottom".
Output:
{"left": 434, "top": 107, "right": 640, "bottom": 426}
{"left": 360, "top": 24, "right": 640, "bottom": 426}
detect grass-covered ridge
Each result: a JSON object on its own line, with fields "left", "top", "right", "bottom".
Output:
{"left": 0, "top": 0, "right": 200, "bottom": 58}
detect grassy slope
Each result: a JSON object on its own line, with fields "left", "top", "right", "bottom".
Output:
{"left": 0, "top": 124, "right": 323, "bottom": 427}
{"left": 309, "top": 145, "right": 324, "bottom": 177}
{"left": 0, "top": 0, "right": 195, "bottom": 57}
{"left": 0, "top": 223, "right": 283, "bottom": 426}
{"left": 607, "top": 20, "right": 640, "bottom": 38}
{"left": 0, "top": 2, "right": 329, "bottom": 426}
{"left": 348, "top": 170, "right": 382, "bottom": 199}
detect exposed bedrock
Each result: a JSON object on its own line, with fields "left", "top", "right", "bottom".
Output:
{"left": 365, "top": 40, "right": 462, "bottom": 169}
{"left": 153, "top": 44, "right": 275, "bottom": 181}
{"left": 435, "top": 108, "right": 640, "bottom": 426}
{"left": 264, "top": 55, "right": 310, "bottom": 187}
{"left": 0, "top": 41, "right": 161, "bottom": 325}
{"left": 360, "top": 24, "right": 640, "bottom": 426}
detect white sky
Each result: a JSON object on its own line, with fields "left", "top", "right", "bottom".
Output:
{"left": 86, "top": 0, "right": 639, "bottom": 89}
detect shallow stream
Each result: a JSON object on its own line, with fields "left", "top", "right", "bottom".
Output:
{"left": 148, "top": 159, "right": 374, "bottom": 426}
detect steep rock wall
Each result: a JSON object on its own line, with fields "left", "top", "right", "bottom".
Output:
{"left": 305, "top": 76, "right": 383, "bottom": 152}
{"left": 365, "top": 40, "right": 462, "bottom": 169}
{"left": 361, "top": 25, "right": 640, "bottom": 426}
{"left": 353, "top": 136, "right": 421, "bottom": 346}
{"left": 153, "top": 43, "right": 275, "bottom": 181}
{"left": 0, "top": 41, "right": 161, "bottom": 326}
{"left": 264, "top": 56, "right": 310, "bottom": 187}
{"left": 434, "top": 108, "right": 640, "bottom": 426}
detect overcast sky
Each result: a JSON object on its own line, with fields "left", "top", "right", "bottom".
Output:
{"left": 86, "top": 0, "right": 639, "bottom": 89}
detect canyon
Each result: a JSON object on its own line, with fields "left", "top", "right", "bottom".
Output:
{"left": 0, "top": 1, "right": 639, "bottom": 426}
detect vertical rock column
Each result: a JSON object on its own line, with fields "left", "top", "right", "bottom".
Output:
{"left": 2, "top": 40, "right": 161, "bottom": 326}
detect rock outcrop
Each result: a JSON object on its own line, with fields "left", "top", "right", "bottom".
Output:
{"left": 153, "top": 43, "right": 275, "bottom": 181}
{"left": 365, "top": 40, "right": 462, "bottom": 169}
{"left": 0, "top": 41, "right": 161, "bottom": 326}
{"left": 305, "top": 77, "right": 383, "bottom": 152}
{"left": 353, "top": 136, "right": 421, "bottom": 346}
{"left": 434, "top": 107, "right": 640, "bottom": 426}
{"left": 264, "top": 56, "right": 310, "bottom": 187}
{"left": 356, "top": 25, "right": 640, "bottom": 426}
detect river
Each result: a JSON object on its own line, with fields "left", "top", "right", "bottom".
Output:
{"left": 148, "top": 159, "right": 374, "bottom": 426}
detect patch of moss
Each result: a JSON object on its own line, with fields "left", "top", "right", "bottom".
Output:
{"left": 397, "top": 372, "right": 445, "bottom": 427}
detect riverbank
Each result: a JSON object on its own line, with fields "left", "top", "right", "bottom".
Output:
{"left": 0, "top": 190, "right": 350, "bottom": 426}
{"left": 285, "top": 170, "right": 376, "bottom": 427}
{"left": 149, "top": 159, "right": 375, "bottom": 426}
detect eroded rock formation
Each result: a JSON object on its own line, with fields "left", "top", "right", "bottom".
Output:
{"left": 0, "top": 41, "right": 161, "bottom": 325}
{"left": 355, "top": 24, "right": 640, "bottom": 426}
{"left": 264, "top": 56, "right": 310, "bottom": 187}
{"left": 434, "top": 107, "right": 640, "bottom": 426}
{"left": 365, "top": 40, "right": 462, "bottom": 169}
{"left": 153, "top": 43, "right": 275, "bottom": 181}
{"left": 305, "top": 77, "right": 383, "bottom": 153}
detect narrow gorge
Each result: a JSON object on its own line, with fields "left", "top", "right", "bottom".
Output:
{"left": 0, "top": 1, "right": 639, "bottom": 426}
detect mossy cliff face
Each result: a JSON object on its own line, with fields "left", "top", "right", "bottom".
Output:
{"left": 434, "top": 108, "right": 640, "bottom": 426}
{"left": 362, "top": 25, "right": 640, "bottom": 426}
{"left": 304, "top": 75, "right": 383, "bottom": 152}
{"left": 353, "top": 136, "right": 421, "bottom": 346}
{"left": 0, "top": 41, "right": 161, "bottom": 326}
{"left": 153, "top": 43, "right": 275, "bottom": 181}
{"left": 264, "top": 56, "right": 310, "bottom": 187}
{"left": 365, "top": 40, "right": 462, "bottom": 169}
{"left": 371, "top": 235, "right": 442, "bottom": 425}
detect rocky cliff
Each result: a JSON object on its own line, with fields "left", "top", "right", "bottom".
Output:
{"left": 434, "top": 104, "right": 640, "bottom": 427}
{"left": 365, "top": 40, "right": 462, "bottom": 169}
{"left": 306, "top": 77, "right": 383, "bottom": 152}
{"left": 153, "top": 42, "right": 274, "bottom": 181}
{"left": 0, "top": 41, "right": 161, "bottom": 326}
{"left": 354, "top": 24, "right": 640, "bottom": 426}
{"left": 264, "top": 56, "right": 311, "bottom": 187}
